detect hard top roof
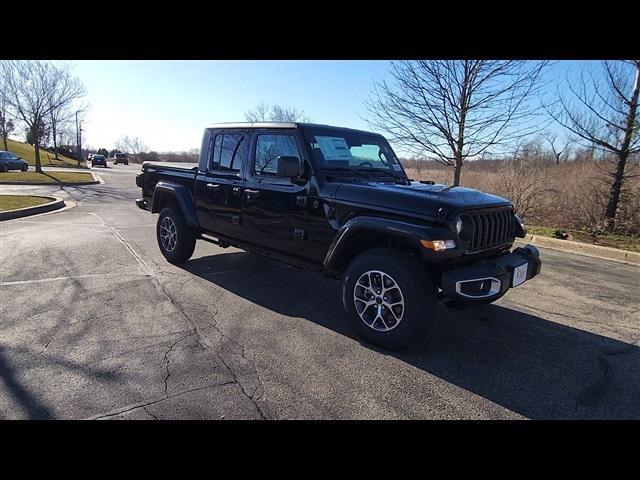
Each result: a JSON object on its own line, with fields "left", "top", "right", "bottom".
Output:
{"left": 205, "top": 122, "right": 382, "bottom": 136}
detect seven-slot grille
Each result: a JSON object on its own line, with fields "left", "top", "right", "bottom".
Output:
{"left": 466, "top": 208, "right": 514, "bottom": 253}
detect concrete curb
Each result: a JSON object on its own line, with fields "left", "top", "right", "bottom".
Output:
{"left": 0, "top": 196, "right": 65, "bottom": 221}
{"left": 517, "top": 234, "right": 640, "bottom": 266}
{"left": 0, "top": 179, "right": 99, "bottom": 186}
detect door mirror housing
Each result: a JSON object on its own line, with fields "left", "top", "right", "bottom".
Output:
{"left": 276, "top": 155, "right": 302, "bottom": 179}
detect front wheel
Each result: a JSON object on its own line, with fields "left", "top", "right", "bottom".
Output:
{"left": 156, "top": 206, "right": 196, "bottom": 264}
{"left": 342, "top": 248, "right": 436, "bottom": 350}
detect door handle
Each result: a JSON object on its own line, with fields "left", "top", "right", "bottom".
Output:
{"left": 207, "top": 183, "right": 222, "bottom": 190}
{"left": 244, "top": 189, "right": 261, "bottom": 198}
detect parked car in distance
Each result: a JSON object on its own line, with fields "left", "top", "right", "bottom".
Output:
{"left": 0, "top": 151, "right": 29, "bottom": 172}
{"left": 91, "top": 154, "right": 108, "bottom": 168}
{"left": 135, "top": 122, "right": 541, "bottom": 350}
{"left": 113, "top": 153, "right": 129, "bottom": 165}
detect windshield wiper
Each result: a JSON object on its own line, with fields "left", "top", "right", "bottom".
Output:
{"left": 318, "top": 167, "right": 371, "bottom": 179}
{"left": 356, "top": 167, "right": 409, "bottom": 182}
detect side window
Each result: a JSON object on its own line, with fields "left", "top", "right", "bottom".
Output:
{"left": 209, "top": 133, "right": 244, "bottom": 173}
{"left": 254, "top": 134, "right": 300, "bottom": 176}
{"left": 209, "top": 134, "right": 223, "bottom": 171}
{"left": 219, "top": 133, "right": 244, "bottom": 172}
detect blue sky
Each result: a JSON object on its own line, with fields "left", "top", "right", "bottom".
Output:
{"left": 71, "top": 60, "right": 392, "bottom": 151}
{"left": 68, "top": 60, "right": 594, "bottom": 153}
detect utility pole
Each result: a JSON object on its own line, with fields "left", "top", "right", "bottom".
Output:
{"left": 79, "top": 121, "right": 83, "bottom": 163}
{"left": 75, "top": 110, "right": 82, "bottom": 166}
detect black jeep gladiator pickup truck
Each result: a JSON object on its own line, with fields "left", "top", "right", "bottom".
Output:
{"left": 136, "top": 122, "right": 541, "bottom": 349}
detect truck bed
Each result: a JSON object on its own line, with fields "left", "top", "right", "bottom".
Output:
{"left": 142, "top": 161, "right": 199, "bottom": 172}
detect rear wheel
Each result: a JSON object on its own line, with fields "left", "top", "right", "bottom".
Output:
{"left": 22, "top": 164, "right": 28, "bottom": 171}
{"left": 342, "top": 248, "right": 436, "bottom": 350}
{"left": 156, "top": 206, "right": 196, "bottom": 264}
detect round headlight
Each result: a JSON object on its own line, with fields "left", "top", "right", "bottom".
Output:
{"left": 456, "top": 215, "right": 473, "bottom": 241}
{"left": 456, "top": 217, "right": 463, "bottom": 234}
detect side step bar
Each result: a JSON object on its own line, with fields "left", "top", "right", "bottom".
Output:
{"left": 199, "top": 233, "right": 230, "bottom": 248}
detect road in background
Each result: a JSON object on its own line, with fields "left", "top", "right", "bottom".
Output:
{"left": 1, "top": 164, "right": 638, "bottom": 419}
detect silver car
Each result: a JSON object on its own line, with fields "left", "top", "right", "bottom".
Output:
{"left": 0, "top": 151, "right": 29, "bottom": 172}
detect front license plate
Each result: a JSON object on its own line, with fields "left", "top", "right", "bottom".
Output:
{"left": 512, "top": 263, "right": 529, "bottom": 287}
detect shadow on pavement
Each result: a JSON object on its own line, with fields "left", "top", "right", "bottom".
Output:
{"left": 0, "top": 345, "right": 54, "bottom": 420}
{"left": 181, "top": 251, "right": 640, "bottom": 420}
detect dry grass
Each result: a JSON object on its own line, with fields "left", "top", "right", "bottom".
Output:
{"left": 3, "top": 138, "right": 81, "bottom": 167}
{"left": 0, "top": 171, "right": 95, "bottom": 184}
{"left": 404, "top": 157, "right": 640, "bottom": 237}
{"left": 0, "top": 195, "right": 52, "bottom": 212}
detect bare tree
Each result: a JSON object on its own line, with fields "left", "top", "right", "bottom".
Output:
{"left": 544, "top": 132, "right": 573, "bottom": 164}
{"left": 365, "top": 61, "right": 549, "bottom": 186}
{"left": 547, "top": 60, "right": 640, "bottom": 232}
{"left": 0, "top": 60, "right": 86, "bottom": 173}
{"left": 45, "top": 64, "right": 86, "bottom": 162}
{"left": 0, "top": 98, "right": 16, "bottom": 151}
{"left": 244, "top": 101, "right": 313, "bottom": 123}
{"left": 116, "top": 135, "right": 148, "bottom": 163}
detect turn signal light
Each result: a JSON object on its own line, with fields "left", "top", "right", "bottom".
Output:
{"left": 420, "top": 239, "right": 457, "bottom": 251}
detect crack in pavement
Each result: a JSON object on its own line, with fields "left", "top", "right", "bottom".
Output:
{"left": 85, "top": 333, "right": 187, "bottom": 366}
{"left": 162, "top": 330, "right": 199, "bottom": 397}
{"left": 89, "top": 381, "right": 237, "bottom": 419}
{"left": 211, "top": 320, "right": 267, "bottom": 419}
{"left": 78, "top": 212, "right": 268, "bottom": 419}
{"left": 163, "top": 278, "right": 268, "bottom": 419}
{"left": 142, "top": 406, "right": 159, "bottom": 420}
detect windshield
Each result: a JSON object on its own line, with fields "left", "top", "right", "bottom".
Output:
{"left": 301, "top": 127, "right": 406, "bottom": 179}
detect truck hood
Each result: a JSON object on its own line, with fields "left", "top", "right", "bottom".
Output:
{"left": 332, "top": 180, "right": 511, "bottom": 218}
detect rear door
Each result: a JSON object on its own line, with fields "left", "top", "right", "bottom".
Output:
{"left": 195, "top": 129, "right": 248, "bottom": 240}
{"left": 240, "top": 130, "right": 309, "bottom": 253}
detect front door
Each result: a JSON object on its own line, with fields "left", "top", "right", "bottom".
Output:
{"left": 241, "top": 131, "right": 309, "bottom": 253}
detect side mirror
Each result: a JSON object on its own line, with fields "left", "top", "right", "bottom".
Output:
{"left": 276, "top": 155, "right": 302, "bottom": 179}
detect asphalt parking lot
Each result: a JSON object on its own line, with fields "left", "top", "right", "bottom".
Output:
{"left": 1, "top": 164, "right": 639, "bottom": 419}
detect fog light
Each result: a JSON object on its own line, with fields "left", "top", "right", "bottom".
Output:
{"left": 420, "top": 239, "right": 457, "bottom": 251}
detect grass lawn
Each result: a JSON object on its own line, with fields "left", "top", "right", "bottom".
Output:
{"left": 3, "top": 138, "right": 84, "bottom": 168}
{"left": 0, "top": 171, "right": 95, "bottom": 184}
{"left": 527, "top": 225, "right": 640, "bottom": 253}
{"left": 0, "top": 195, "right": 52, "bottom": 212}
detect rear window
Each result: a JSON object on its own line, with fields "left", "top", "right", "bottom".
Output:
{"left": 115, "top": 153, "right": 126, "bottom": 158}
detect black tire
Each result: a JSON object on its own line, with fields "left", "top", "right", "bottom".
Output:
{"left": 342, "top": 247, "right": 437, "bottom": 351}
{"left": 22, "top": 164, "right": 28, "bottom": 172}
{"left": 1, "top": 164, "right": 7, "bottom": 172}
{"left": 156, "top": 206, "right": 196, "bottom": 264}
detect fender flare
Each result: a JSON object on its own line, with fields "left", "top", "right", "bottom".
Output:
{"left": 151, "top": 181, "right": 199, "bottom": 228}
{"left": 323, "top": 215, "right": 453, "bottom": 269}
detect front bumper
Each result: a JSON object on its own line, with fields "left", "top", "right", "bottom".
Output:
{"left": 440, "top": 244, "right": 541, "bottom": 303}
